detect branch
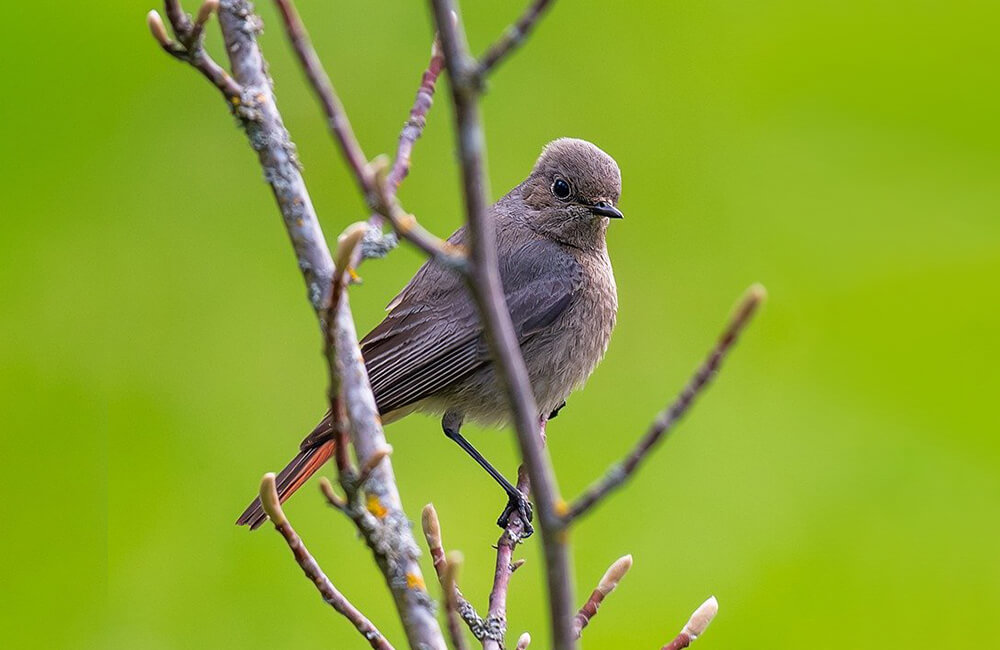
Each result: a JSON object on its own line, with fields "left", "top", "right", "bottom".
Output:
{"left": 660, "top": 597, "right": 719, "bottom": 650}
{"left": 427, "top": 2, "right": 575, "bottom": 647}
{"left": 421, "top": 505, "right": 487, "bottom": 640}
{"left": 572, "top": 555, "right": 633, "bottom": 638}
{"left": 564, "top": 284, "right": 766, "bottom": 523}
{"left": 148, "top": 2, "right": 241, "bottom": 101}
{"left": 272, "top": 0, "right": 459, "bottom": 267}
{"left": 153, "top": 2, "right": 446, "bottom": 646}
{"left": 387, "top": 37, "right": 446, "bottom": 194}
{"left": 476, "top": 0, "right": 554, "bottom": 77}
{"left": 330, "top": 287, "right": 445, "bottom": 649}
{"left": 272, "top": 0, "right": 372, "bottom": 195}
{"left": 258, "top": 474, "right": 392, "bottom": 650}
{"left": 483, "top": 465, "right": 531, "bottom": 650}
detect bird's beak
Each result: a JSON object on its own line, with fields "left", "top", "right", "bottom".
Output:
{"left": 589, "top": 201, "right": 624, "bottom": 220}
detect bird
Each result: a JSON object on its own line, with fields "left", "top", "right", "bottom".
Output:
{"left": 237, "top": 138, "right": 622, "bottom": 535}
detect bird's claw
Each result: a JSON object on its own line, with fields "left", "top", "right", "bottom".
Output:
{"left": 497, "top": 489, "right": 534, "bottom": 537}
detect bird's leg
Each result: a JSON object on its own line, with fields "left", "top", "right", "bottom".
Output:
{"left": 548, "top": 400, "right": 567, "bottom": 420}
{"left": 441, "top": 411, "right": 534, "bottom": 537}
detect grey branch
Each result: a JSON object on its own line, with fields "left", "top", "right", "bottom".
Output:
{"left": 483, "top": 464, "right": 532, "bottom": 650}
{"left": 477, "top": 0, "right": 554, "bottom": 77}
{"left": 152, "top": 1, "right": 446, "bottom": 647}
{"left": 148, "top": 3, "right": 241, "bottom": 100}
{"left": 331, "top": 290, "right": 446, "bottom": 649}
{"left": 258, "top": 474, "right": 393, "bottom": 650}
{"left": 427, "top": 1, "right": 576, "bottom": 647}
{"left": 564, "top": 284, "right": 767, "bottom": 524}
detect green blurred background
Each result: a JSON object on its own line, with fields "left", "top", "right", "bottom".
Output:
{"left": 2, "top": 0, "right": 998, "bottom": 647}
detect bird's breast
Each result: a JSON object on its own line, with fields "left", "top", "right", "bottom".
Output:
{"left": 523, "top": 252, "right": 617, "bottom": 414}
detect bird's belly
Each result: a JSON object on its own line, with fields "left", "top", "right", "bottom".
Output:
{"left": 523, "top": 292, "right": 616, "bottom": 415}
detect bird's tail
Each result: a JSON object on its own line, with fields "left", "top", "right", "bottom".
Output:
{"left": 235, "top": 438, "right": 337, "bottom": 530}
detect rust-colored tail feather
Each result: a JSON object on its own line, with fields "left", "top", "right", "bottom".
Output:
{"left": 235, "top": 438, "right": 337, "bottom": 530}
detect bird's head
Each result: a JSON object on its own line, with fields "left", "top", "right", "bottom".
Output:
{"left": 519, "top": 138, "right": 623, "bottom": 247}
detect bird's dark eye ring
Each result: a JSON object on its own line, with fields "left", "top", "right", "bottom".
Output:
{"left": 551, "top": 178, "right": 571, "bottom": 200}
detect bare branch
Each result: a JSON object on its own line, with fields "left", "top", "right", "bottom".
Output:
{"left": 149, "top": 5, "right": 241, "bottom": 100}
{"left": 564, "top": 284, "right": 766, "bottom": 523}
{"left": 660, "top": 597, "right": 718, "bottom": 650}
{"left": 387, "top": 37, "right": 446, "bottom": 194}
{"left": 271, "top": 0, "right": 459, "bottom": 267}
{"left": 483, "top": 465, "right": 531, "bottom": 650}
{"left": 155, "top": 1, "right": 447, "bottom": 645}
{"left": 572, "top": 555, "right": 633, "bottom": 638}
{"left": 477, "top": 0, "right": 554, "bottom": 77}
{"left": 330, "top": 287, "right": 446, "bottom": 649}
{"left": 272, "top": 0, "right": 373, "bottom": 195}
{"left": 443, "top": 551, "right": 470, "bottom": 650}
{"left": 258, "top": 474, "right": 393, "bottom": 650}
{"left": 421, "top": 505, "right": 487, "bottom": 639}
{"left": 189, "top": 0, "right": 218, "bottom": 46}
{"left": 427, "top": 1, "right": 574, "bottom": 646}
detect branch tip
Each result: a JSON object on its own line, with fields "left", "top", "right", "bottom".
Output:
{"left": 319, "top": 476, "right": 347, "bottom": 510}
{"left": 195, "top": 0, "right": 218, "bottom": 26}
{"left": 515, "top": 632, "right": 532, "bottom": 649}
{"left": 682, "top": 596, "right": 718, "bottom": 638}
{"left": 334, "top": 221, "right": 369, "bottom": 279}
{"left": 597, "top": 554, "right": 633, "bottom": 595}
{"left": 358, "top": 445, "right": 393, "bottom": 484}
{"left": 147, "top": 10, "right": 172, "bottom": 47}
{"left": 421, "top": 503, "right": 443, "bottom": 549}
{"left": 259, "top": 472, "right": 288, "bottom": 527}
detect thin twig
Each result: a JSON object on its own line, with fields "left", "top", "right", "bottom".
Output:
{"left": 258, "top": 474, "right": 393, "bottom": 650}
{"left": 271, "top": 0, "right": 459, "bottom": 266}
{"left": 427, "top": 2, "right": 575, "bottom": 648}
{"left": 564, "top": 284, "right": 766, "bottom": 524}
{"left": 443, "top": 551, "right": 470, "bottom": 650}
{"left": 421, "top": 505, "right": 487, "bottom": 639}
{"left": 483, "top": 464, "right": 531, "bottom": 650}
{"left": 387, "top": 36, "right": 446, "bottom": 194}
{"left": 149, "top": 4, "right": 241, "bottom": 100}
{"left": 572, "top": 555, "right": 633, "bottom": 638}
{"left": 272, "top": 0, "right": 373, "bottom": 195}
{"left": 515, "top": 633, "right": 532, "bottom": 650}
{"left": 660, "top": 597, "right": 719, "bottom": 650}
{"left": 477, "top": 0, "right": 554, "bottom": 77}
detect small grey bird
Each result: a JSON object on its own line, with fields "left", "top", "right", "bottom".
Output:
{"left": 238, "top": 138, "right": 622, "bottom": 534}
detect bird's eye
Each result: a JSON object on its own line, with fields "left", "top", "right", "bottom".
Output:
{"left": 551, "top": 178, "right": 571, "bottom": 200}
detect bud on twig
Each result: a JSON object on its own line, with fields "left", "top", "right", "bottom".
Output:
{"left": 195, "top": 0, "right": 219, "bottom": 28}
{"left": 147, "top": 10, "right": 173, "bottom": 48}
{"left": 258, "top": 472, "right": 288, "bottom": 527}
{"left": 682, "top": 596, "right": 718, "bottom": 639}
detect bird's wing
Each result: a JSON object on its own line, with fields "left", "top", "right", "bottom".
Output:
{"left": 361, "top": 232, "right": 583, "bottom": 415}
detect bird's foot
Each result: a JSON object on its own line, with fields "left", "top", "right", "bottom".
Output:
{"left": 497, "top": 489, "right": 534, "bottom": 537}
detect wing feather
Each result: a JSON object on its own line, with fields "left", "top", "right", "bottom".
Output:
{"left": 360, "top": 231, "right": 583, "bottom": 415}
